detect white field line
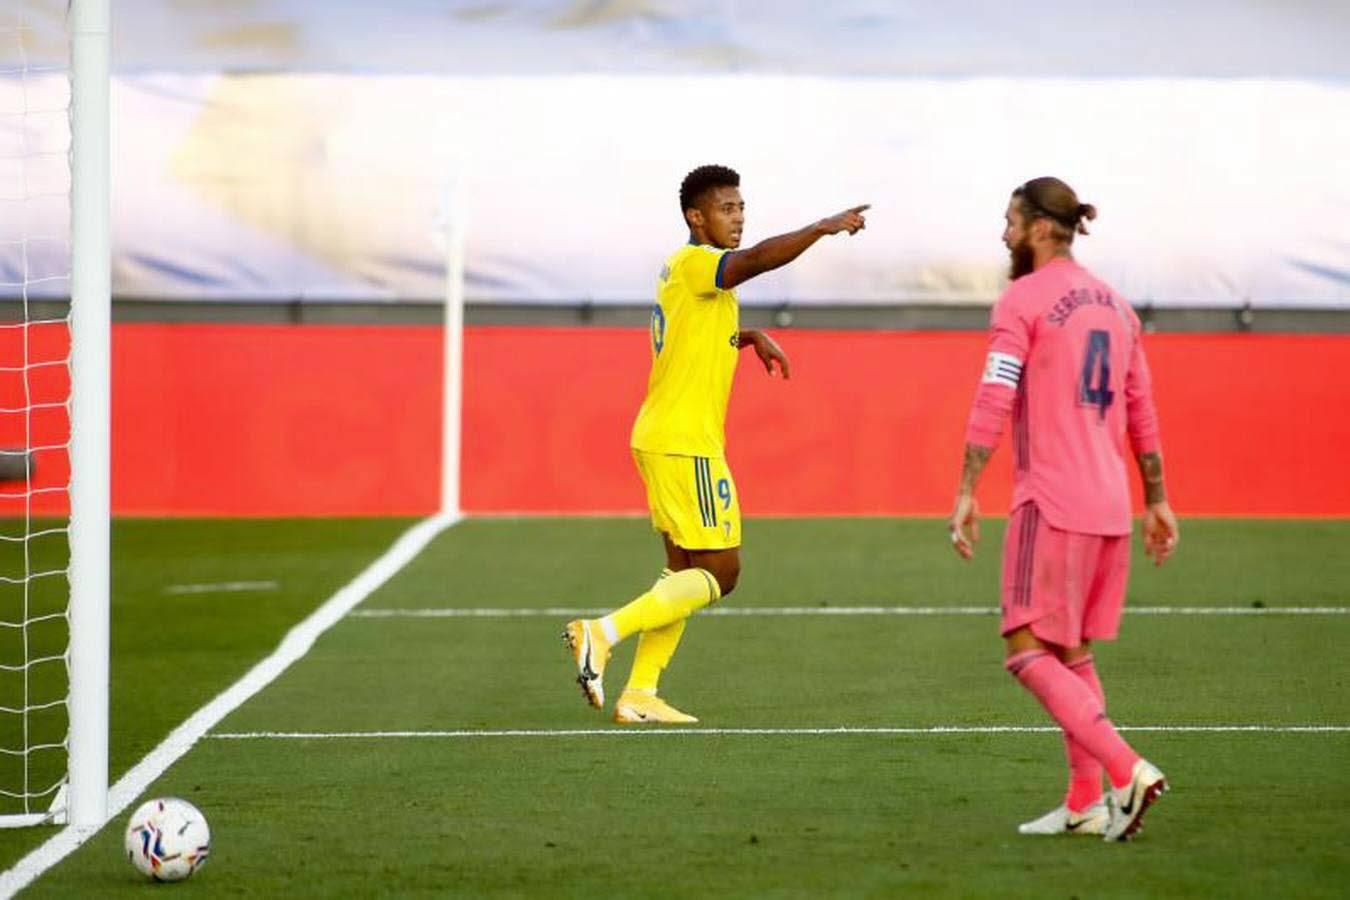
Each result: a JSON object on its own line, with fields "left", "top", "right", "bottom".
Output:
{"left": 349, "top": 605, "right": 1350, "bottom": 619}
{"left": 0, "top": 512, "right": 462, "bottom": 900}
{"left": 163, "top": 580, "right": 279, "bottom": 595}
{"left": 206, "top": 724, "right": 1350, "bottom": 740}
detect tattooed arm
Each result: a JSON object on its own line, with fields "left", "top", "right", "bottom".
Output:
{"left": 1135, "top": 450, "right": 1179, "bottom": 566}
{"left": 949, "top": 444, "right": 994, "bottom": 560}
{"left": 1137, "top": 450, "right": 1166, "bottom": 505}
{"left": 958, "top": 444, "right": 994, "bottom": 497}
{"left": 954, "top": 293, "right": 1029, "bottom": 560}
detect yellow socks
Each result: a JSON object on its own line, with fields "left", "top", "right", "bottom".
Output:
{"left": 595, "top": 566, "right": 720, "bottom": 695}
{"left": 627, "top": 618, "right": 687, "bottom": 693}
{"left": 600, "top": 567, "right": 720, "bottom": 643}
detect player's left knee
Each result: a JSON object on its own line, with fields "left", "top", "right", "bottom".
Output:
{"left": 690, "top": 549, "right": 739, "bottom": 598}
{"left": 714, "top": 561, "right": 740, "bottom": 597}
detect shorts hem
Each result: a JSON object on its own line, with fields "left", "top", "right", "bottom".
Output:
{"left": 1000, "top": 611, "right": 1072, "bottom": 648}
{"left": 668, "top": 535, "right": 741, "bottom": 552}
{"left": 1000, "top": 613, "right": 1120, "bottom": 647}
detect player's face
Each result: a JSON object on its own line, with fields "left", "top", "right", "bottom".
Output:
{"left": 698, "top": 186, "right": 746, "bottom": 249}
{"left": 1004, "top": 199, "right": 1034, "bottom": 279}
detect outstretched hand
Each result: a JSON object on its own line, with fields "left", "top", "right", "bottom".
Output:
{"left": 818, "top": 205, "right": 869, "bottom": 236}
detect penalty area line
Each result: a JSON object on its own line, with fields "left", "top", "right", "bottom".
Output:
{"left": 0, "top": 512, "right": 463, "bottom": 900}
{"left": 348, "top": 605, "right": 1350, "bottom": 619}
{"left": 207, "top": 724, "right": 1350, "bottom": 740}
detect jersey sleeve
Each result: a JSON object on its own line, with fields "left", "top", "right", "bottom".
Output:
{"left": 964, "top": 289, "right": 1032, "bottom": 449}
{"left": 1124, "top": 320, "right": 1162, "bottom": 456}
{"left": 678, "top": 245, "right": 729, "bottom": 298}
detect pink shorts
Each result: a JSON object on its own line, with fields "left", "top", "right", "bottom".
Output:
{"left": 1001, "top": 503, "right": 1131, "bottom": 648}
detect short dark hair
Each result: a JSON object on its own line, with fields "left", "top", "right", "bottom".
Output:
{"left": 1012, "top": 176, "right": 1097, "bottom": 243}
{"left": 680, "top": 165, "right": 740, "bottom": 217}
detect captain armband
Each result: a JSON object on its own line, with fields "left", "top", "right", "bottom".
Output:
{"left": 981, "top": 351, "right": 1023, "bottom": 389}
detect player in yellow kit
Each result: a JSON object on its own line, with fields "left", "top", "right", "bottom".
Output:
{"left": 563, "top": 164, "right": 868, "bottom": 723}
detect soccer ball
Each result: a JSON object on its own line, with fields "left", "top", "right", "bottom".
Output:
{"left": 124, "top": 797, "right": 211, "bottom": 882}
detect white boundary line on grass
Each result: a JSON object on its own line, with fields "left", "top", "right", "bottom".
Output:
{"left": 163, "top": 580, "right": 279, "bottom": 596}
{"left": 206, "top": 724, "right": 1350, "bottom": 740}
{"left": 349, "top": 605, "right": 1350, "bottom": 619}
{"left": 0, "top": 512, "right": 461, "bottom": 900}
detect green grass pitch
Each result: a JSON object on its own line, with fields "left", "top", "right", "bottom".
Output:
{"left": 1, "top": 516, "right": 1348, "bottom": 897}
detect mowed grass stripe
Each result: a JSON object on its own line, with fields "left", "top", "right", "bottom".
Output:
{"left": 349, "top": 605, "right": 1350, "bottom": 618}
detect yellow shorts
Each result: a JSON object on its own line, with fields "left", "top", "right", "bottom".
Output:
{"left": 632, "top": 449, "right": 741, "bottom": 551}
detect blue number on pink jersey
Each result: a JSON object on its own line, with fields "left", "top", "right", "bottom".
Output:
{"left": 651, "top": 304, "right": 666, "bottom": 354}
{"left": 1079, "top": 329, "right": 1114, "bottom": 421}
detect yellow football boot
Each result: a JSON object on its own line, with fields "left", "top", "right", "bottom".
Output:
{"left": 562, "top": 620, "right": 610, "bottom": 708}
{"left": 612, "top": 689, "right": 698, "bottom": 724}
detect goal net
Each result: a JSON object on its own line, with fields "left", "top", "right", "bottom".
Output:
{"left": 0, "top": 0, "right": 108, "bottom": 828}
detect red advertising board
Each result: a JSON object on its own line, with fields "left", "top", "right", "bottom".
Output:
{"left": 2, "top": 324, "right": 1346, "bottom": 517}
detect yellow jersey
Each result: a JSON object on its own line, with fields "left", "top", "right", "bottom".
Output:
{"left": 630, "top": 242, "right": 740, "bottom": 457}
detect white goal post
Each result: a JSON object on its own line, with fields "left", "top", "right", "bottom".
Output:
{"left": 0, "top": 0, "right": 110, "bottom": 830}
{"left": 0, "top": 0, "right": 108, "bottom": 831}
{"left": 65, "top": 0, "right": 111, "bottom": 829}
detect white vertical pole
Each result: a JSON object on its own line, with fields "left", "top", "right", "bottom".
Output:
{"left": 440, "top": 175, "right": 465, "bottom": 516}
{"left": 67, "top": 0, "right": 110, "bottom": 828}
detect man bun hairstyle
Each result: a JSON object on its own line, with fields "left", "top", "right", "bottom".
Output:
{"left": 1074, "top": 203, "right": 1098, "bottom": 234}
{"left": 1013, "top": 177, "right": 1097, "bottom": 242}
{"left": 680, "top": 164, "right": 740, "bottom": 217}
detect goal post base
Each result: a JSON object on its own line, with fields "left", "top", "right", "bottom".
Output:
{"left": 0, "top": 783, "right": 69, "bottom": 828}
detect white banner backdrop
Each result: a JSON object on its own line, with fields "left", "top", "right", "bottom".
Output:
{"left": 12, "top": 1, "right": 1350, "bottom": 80}
{"left": 3, "top": 74, "right": 1348, "bottom": 307}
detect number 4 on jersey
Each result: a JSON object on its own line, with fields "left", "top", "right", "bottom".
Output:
{"left": 1079, "top": 329, "right": 1114, "bottom": 421}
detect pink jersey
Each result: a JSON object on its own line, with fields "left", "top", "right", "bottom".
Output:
{"left": 965, "top": 257, "right": 1161, "bottom": 535}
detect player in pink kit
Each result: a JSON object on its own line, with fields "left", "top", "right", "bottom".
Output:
{"left": 949, "top": 177, "right": 1180, "bottom": 842}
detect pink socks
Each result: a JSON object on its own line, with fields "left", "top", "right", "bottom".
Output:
{"left": 1006, "top": 649, "right": 1139, "bottom": 790}
{"left": 1063, "top": 656, "right": 1107, "bottom": 810}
